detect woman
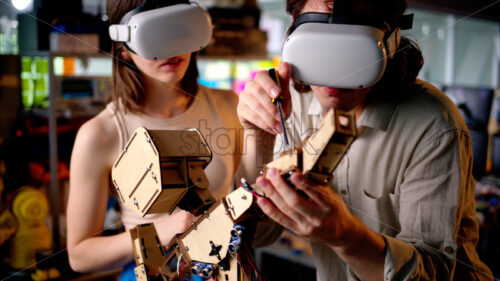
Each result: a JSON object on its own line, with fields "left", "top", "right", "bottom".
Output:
{"left": 237, "top": 0, "right": 493, "bottom": 280}
{"left": 66, "top": 0, "right": 242, "bottom": 278}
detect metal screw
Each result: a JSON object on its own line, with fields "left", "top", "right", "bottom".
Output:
{"left": 147, "top": 163, "right": 152, "bottom": 171}
{"left": 185, "top": 247, "right": 189, "bottom": 251}
{"left": 194, "top": 226, "right": 197, "bottom": 230}
{"left": 146, "top": 138, "right": 150, "bottom": 143}
{"left": 152, "top": 173, "right": 157, "bottom": 180}
{"left": 134, "top": 199, "right": 138, "bottom": 206}
{"left": 123, "top": 147, "right": 127, "bottom": 152}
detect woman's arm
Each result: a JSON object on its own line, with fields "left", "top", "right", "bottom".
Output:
{"left": 66, "top": 113, "right": 200, "bottom": 273}
{"left": 66, "top": 114, "right": 134, "bottom": 272}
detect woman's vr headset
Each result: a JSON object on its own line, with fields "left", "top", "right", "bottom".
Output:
{"left": 109, "top": 2, "right": 212, "bottom": 60}
{"left": 282, "top": 6, "right": 413, "bottom": 89}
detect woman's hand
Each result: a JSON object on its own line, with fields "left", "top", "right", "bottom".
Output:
{"left": 237, "top": 62, "right": 292, "bottom": 134}
{"left": 154, "top": 209, "right": 199, "bottom": 246}
{"left": 255, "top": 168, "right": 358, "bottom": 248}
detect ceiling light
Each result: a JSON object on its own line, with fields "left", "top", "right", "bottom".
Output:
{"left": 11, "top": 0, "right": 33, "bottom": 12}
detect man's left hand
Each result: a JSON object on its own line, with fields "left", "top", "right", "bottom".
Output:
{"left": 256, "top": 168, "right": 358, "bottom": 248}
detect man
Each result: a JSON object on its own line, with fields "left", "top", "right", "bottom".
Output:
{"left": 237, "top": 0, "right": 493, "bottom": 280}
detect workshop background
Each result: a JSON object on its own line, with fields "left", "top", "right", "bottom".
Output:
{"left": 0, "top": 0, "right": 499, "bottom": 280}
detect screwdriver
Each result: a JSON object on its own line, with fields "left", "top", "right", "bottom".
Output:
{"left": 268, "top": 68, "right": 290, "bottom": 151}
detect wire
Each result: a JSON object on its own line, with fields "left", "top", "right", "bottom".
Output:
{"left": 240, "top": 178, "right": 265, "bottom": 199}
{"left": 235, "top": 254, "right": 247, "bottom": 281}
{"left": 248, "top": 189, "right": 265, "bottom": 199}
{"left": 177, "top": 253, "right": 184, "bottom": 276}
{"left": 243, "top": 251, "right": 263, "bottom": 281}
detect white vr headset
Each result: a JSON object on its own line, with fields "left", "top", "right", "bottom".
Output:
{"left": 109, "top": 3, "right": 212, "bottom": 60}
{"left": 282, "top": 12, "right": 413, "bottom": 89}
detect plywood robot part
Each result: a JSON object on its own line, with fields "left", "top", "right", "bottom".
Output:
{"left": 112, "top": 128, "right": 215, "bottom": 217}
{"left": 264, "top": 109, "right": 356, "bottom": 185}
{"left": 111, "top": 108, "right": 357, "bottom": 281}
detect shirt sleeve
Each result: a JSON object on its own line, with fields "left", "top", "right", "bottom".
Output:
{"left": 380, "top": 128, "right": 490, "bottom": 280}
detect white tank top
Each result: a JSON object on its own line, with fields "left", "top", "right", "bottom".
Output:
{"left": 107, "top": 86, "right": 241, "bottom": 230}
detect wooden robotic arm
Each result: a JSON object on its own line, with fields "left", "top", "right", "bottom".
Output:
{"left": 112, "top": 128, "right": 215, "bottom": 217}
{"left": 129, "top": 187, "right": 256, "bottom": 281}
{"left": 111, "top": 108, "right": 357, "bottom": 281}
{"left": 255, "top": 109, "right": 356, "bottom": 193}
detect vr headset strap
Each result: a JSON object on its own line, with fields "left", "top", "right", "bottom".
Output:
{"left": 384, "top": 13, "right": 413, "bottom": 58}
{"left": 294, "top": 13, "right": 331, "bottom": 27}
{"left": 108, "top": 5, "right": 147, "bottom": 43}
{"left": 109, "top": 25, "right": 130, "bottom": 42}
{"left": 399, "top": 14, "right": 414, "bottom": 30}
{"left": 385, "top": 28, "right": 400, "bottom": 59}
{"left": 110, "top": 0, "right": 193, "bottom": 42}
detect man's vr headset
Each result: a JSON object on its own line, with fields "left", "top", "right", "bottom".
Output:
{"left": 109, "top": 2, "right": 212, "bottom": 60}
{"left": 281, "top": 4, "right": 413, "bottom": 89}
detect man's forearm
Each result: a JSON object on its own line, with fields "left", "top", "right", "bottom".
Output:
{"left": 332, "top": 216, "right": 386, "bottom": 281}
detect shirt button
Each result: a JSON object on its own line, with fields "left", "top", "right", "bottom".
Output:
{"left": 340, "top": 189, "right": 347, "bottom": 195}
{"left": 444, "top": 246, "right": 453, "bottom": 253}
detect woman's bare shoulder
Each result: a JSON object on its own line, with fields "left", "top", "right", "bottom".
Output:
{"left": 73, "top": 108, "right": 120, "bottom": 164}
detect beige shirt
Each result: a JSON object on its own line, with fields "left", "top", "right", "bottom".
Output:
{"left": 107, "top": 86, "right": 242, "bottom": 231}
{"left": 275, "top": 80, "right": 493, "bottom": 280}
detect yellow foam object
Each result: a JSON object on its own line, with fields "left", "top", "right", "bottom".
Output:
{"left": 31, "top": 268, "right": 61, "bottom": 281}
{"left": 9, "top": 187, "right": 52, "bottom": 269}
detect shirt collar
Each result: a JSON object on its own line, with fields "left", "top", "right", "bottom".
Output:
{"left": 307, "top": 95, "right": 322, "bottom": 116}
{"left": 358, "top": 98, "right": 397, "bottom": 131}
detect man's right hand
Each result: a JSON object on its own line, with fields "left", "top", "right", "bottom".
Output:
{"left": 237, "top": 62, "right": 292, "bottom": 134}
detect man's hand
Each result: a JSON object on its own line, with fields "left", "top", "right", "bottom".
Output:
{"left": 237, "top": 63, "right": 292, "bottom": 134}
{"left": 255, "top": 168, "right": 357, "bottom": 248}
